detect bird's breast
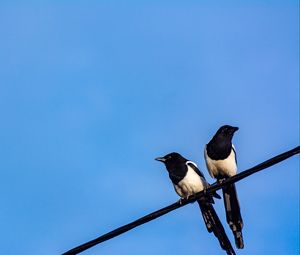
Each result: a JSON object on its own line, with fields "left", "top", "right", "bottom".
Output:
{"left": 174, "top": 166, "right": 204, "bottom": 198}
{"left": 205, "top": 148, "right": 237, "bottom": 179}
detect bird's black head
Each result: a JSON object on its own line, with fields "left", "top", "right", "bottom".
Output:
{"left": 214, "top": 125, "right": 239, "bottom": 140}
{"left": 155, "top": 152, "right": 187, "bottom": 171}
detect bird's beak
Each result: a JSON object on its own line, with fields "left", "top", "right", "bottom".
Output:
{"left": 228, "top": 126, "right": 239, "bottom": 135}
{"left": 233, "top": 126, "right": 239, "bottom": 132}
{"left": 155, "top": 157, "right": 166, "bottom": 162}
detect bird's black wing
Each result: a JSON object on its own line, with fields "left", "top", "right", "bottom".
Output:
{"left": 232, "top": 145, "right": 237, "bottom": 165}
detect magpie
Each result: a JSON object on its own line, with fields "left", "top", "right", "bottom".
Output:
{"left": 156, "top": 152, "right": 236, "bottom": 255}
{"left": 204, "top": 125, "right": 244, "bottom": 249}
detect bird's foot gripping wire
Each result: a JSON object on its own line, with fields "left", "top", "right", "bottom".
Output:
{"left": 218, "top": 178, "right": 226, "bottom": 184}
{"left": 203, "top": 187, "right": 207, "bottom": 196}
{"left": 178, "top": 197, "right": 186, "bottom": 205}
{"left": 178, "top": 195, "right": 192, "bottom": 205}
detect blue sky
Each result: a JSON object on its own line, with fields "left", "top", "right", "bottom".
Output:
{"left": 0, "top": 1, "right": 299, "bottom": 255}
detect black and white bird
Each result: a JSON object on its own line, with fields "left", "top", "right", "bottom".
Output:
{"left": 155, "top": 152, "right": 236, "bottom": 255}
{"left": 204, "top": 125, "right": 244, "bottom": 249}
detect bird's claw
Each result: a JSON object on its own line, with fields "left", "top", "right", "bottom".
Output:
{"left": 178, "top": 195, "right": 190, "bottom": 205}
{"left": 218, "top": 178, "right": 226, "bottom": 184}
{"left": 178, "top": 198, "right": 185, "bottom": 205}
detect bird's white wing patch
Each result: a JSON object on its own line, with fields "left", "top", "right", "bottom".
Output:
{"left": 185, "top": 160, "right": 198, "bottom": 168}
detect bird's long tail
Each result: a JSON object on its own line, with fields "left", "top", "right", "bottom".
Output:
{"left": 222, "top": 183, "right": 244, "bottom": 249}
{"left": 198, "top": 201, "right": 236, "bottom": 255}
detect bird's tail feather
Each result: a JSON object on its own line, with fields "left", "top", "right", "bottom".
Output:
{"left": 222, "top": 183, "right": 244, "bottom": 249}
{"left": 198, "top": 201, "right": 236, "bottom": 255}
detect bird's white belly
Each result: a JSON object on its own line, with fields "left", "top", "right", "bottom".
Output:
{"left": 205, "top": 148, "right": 237, "bottom": 178}
{"left": 174, "top": 166, "right": 204, "bottom": 198}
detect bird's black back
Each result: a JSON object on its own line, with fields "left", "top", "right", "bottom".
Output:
{"left": 206, "top": 125, "right": 236, "bottom": 160}
{"left": 206, "top": 138, "right": 232, "bottom": 160}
